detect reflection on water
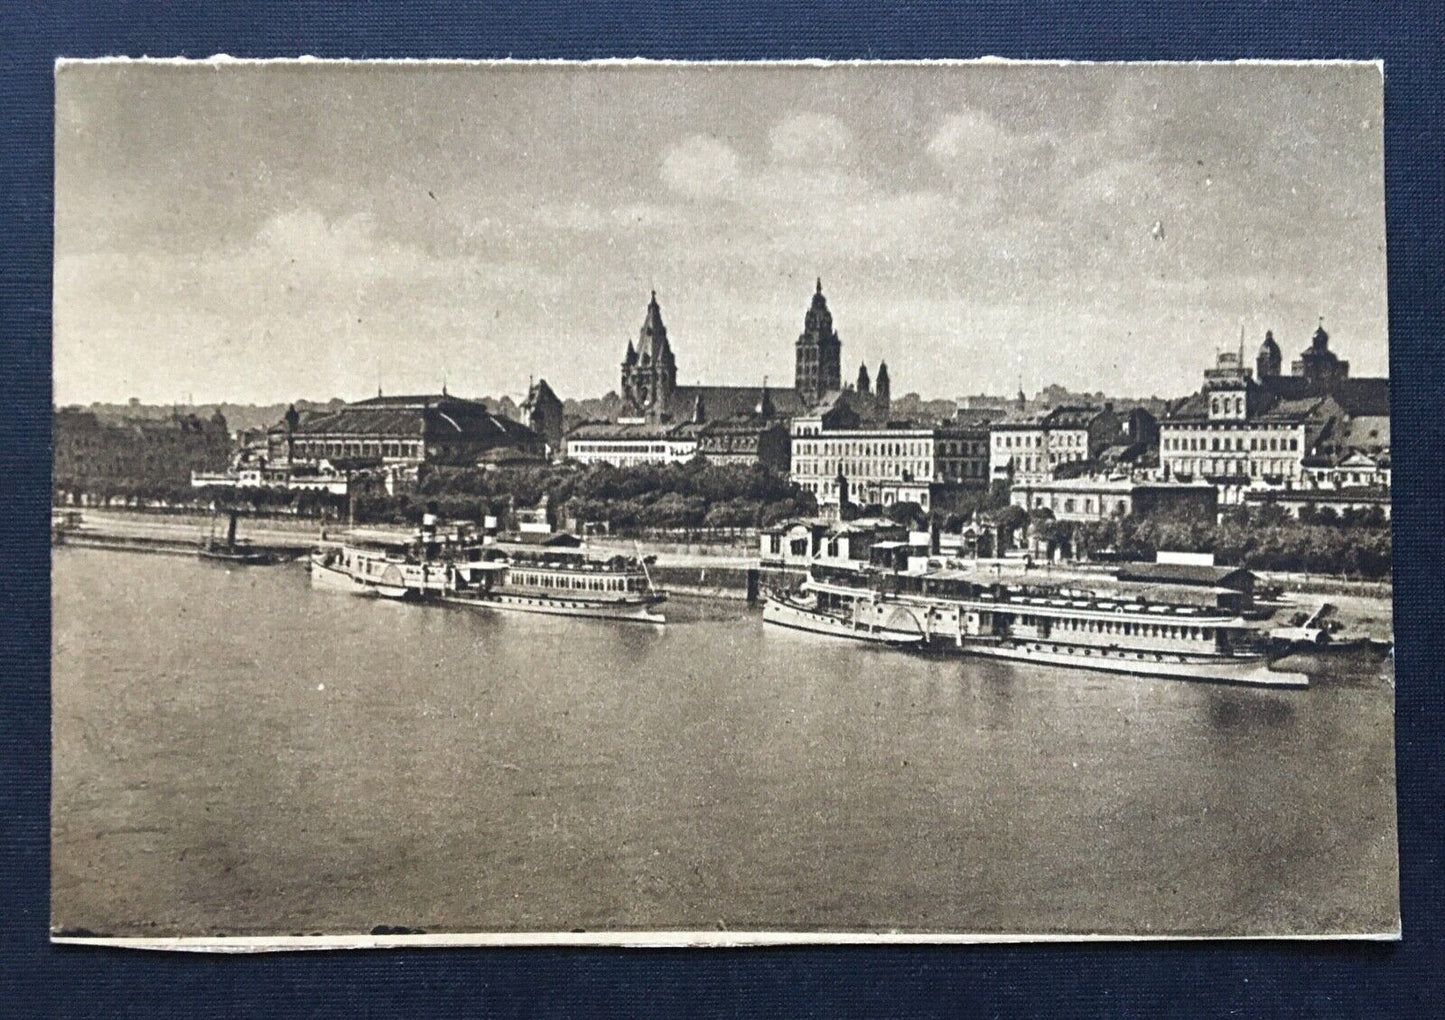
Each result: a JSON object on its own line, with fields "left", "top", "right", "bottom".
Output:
{"left": 51, "top": 548, "right": 1399, "bottom": 938}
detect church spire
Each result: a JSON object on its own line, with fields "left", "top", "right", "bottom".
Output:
{"left": 756, "top": 376, "right": 774, "bottom": 418}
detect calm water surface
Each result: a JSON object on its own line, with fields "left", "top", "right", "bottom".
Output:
{"left": 52, "top": 548, "right": 1398, "bottom": 937}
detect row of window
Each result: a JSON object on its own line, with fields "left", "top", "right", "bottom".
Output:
{"left": 1048, "top": 616, "right": 1213, "bottom": 641}
{"left": 1163, "top": 434, "right": 1299, "bottom": 452}
{"left": 1030, "top": 495, "right": 1131, "bottom": 515}
{"left": 1166, "top": 458, "right": 1301, "bottom": 478}
{"left": 509, "top": 570, "right": 639, "bottom": 592}
{"left": 793, "top": 461, "right": 932, "bottom": 481}
{"left": 569, "top": 442, "right": 682, "bottom": 454}
{"left": 994, "top": 431, "right": 1086, "bottom": 449}
{"left": 1210, "top": 394, "right": 1247, "bottom": 416}
{"left": 294, "top": 440, "right": 423, "bottom": 459}
{"left": 793, "top": 439, "right": 932, "bottom": 458}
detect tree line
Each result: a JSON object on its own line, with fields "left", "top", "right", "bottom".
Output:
{"left": 1038, "top": 503, "right": 1391, "bottom": 580}
{"left": 352, "top": 460, "right": 818, "bottom": 530}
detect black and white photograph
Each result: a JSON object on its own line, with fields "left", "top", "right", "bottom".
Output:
{"left": 50, "top": 58, "right": 1397, "bottom": 946}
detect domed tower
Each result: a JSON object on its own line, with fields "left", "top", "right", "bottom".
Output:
{"left": 1256, "top": 329, "right": 1282, "bottom": 380}
{"left": 795, "top": 278, "right": 842, "bottom": 406}
{"left": 621, "top": 290, "right": 678, "bottom": 415}
{"left": 856, "top": 361, "right": 872, "bottom": 396}
{"left": 1290, "top": 317, "right": 1349, "bottom": 388}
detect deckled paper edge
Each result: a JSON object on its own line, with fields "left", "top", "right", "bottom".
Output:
{"left": 54, "top": 56, "right": 1386, "bottom": 73}
{"left": 52, "top": 929, "right": 1402, "bottom": 953}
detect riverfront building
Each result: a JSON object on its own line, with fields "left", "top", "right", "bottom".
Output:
{"left": 988, "top": 405, "right": 1151, "bottom": 486}
{"left": 565, "top": 385, "right": 790, "bottom": 470}
{"left": 1159, "top": 323, "right": 1390, "bottom": 505}
{"left": 54, "top": 407, "right": 231, "bottom": 493}
{"left": 563, "top": 420, "right": 701, "bottom": 467}
{"left": 276, "top": 393, "right": 544, "bottom": 470}
{"left": 1009, "top": 476, "right": 1217, "bottom": 524}
{"left": 789, "top": 412, "right": 991, "bottom": 514}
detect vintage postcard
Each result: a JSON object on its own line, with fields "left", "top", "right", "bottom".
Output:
{"left": 51, "top": 59, "right": 1397, "bottom": 948}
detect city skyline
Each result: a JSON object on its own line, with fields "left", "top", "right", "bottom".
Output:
{"left": 55, "top": 60, "right": 1388, "bottom": 407}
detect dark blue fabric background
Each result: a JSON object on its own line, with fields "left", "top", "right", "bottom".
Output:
{"left": 3, "top": 3, "right": 1441, "bottom": 1016}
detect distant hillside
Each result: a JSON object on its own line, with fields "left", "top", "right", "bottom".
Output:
{"left": 64, "top": 384, "right": 1170, "bottom": 436}
{"left": 68, "top": 400, "right": 347, "bottom": 434}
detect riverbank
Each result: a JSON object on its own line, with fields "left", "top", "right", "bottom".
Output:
{"left": 57, "top": 508, "right": 1393, "bottom": 633}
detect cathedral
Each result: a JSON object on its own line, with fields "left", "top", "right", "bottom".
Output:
{"left": 794, "top": 278, "right": 842, "bottom": 406}
{"left": 618, "top": 281, "right": 890, "bottom": 424}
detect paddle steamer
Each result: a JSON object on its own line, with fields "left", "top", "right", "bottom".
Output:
{"left": 767, "top": 552, "right": 1307, "bottom": 687}
{"left": 309, "top": 518, "right": 665, "bottom": 623}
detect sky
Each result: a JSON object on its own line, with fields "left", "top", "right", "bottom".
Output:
{"left": 53, "top": 60, "right": 1388, "bottom": 406}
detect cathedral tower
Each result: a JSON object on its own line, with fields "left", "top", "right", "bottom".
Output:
{"left": 874, "top": 361, "right": 891, "bottom": 414}
{"left": 795, "top": 278, "right": 842, "bottom": 407}
{"left": 621, "top": 291, "right": 678, "bottom": 416}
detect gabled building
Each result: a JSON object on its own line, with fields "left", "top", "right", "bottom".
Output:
{"left": 282, "top": 393, "right": 544, "bottom": 469}
{"left": 988, "top": 404, "right": 1129, "bottom": 486}
{"left": 521, "top": 378, "right": 565, "bottom": 457}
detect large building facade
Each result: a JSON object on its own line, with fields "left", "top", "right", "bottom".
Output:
{"left": 790, "top": 416, "right": 990, "bottom": 514}
{"left": 564, "top": 421, "right": 700, "bottom": 467}
{"left": 1009, "top": 477, "right": 1217, "bottom": 524}
{"left": 278, "top": 393, "right": 544, "bottom": 469}
{"left": 988, "top": 405, "right": 1131, "bottom": 486}
{"left": 1160, "top": 324, "right": 1389, "bottom": 505}
{"left": 54, "top": 408, "right": 232, "bottom": 493}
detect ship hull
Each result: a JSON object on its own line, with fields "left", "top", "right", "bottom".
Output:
{"left": 942, "top": 638, "right": 1308, "bottom": 687}
{"left": 307, "top": 553, "right": 412, "bottom": 599}
{"left": 441, "top": 591, "right": 666, "bottom": 624}
{"left": 762, "top": 595, "right": 926, "bottom": 646}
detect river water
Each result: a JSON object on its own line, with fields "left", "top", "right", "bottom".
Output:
{"left": 51, "top": 548, "right": 1398, "bottom": 938}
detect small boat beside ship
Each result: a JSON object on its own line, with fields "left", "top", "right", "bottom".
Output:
{"left": 198, "top": 509, "right": 281, "bottom": 565}
{"left": 309, "top": 517, "right": 666, "bottom": 623}
{"left": 764, "top": 551, "right": 1308, "bottom": 688}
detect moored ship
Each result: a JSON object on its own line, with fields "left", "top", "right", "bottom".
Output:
{"left": 443, "top": 536, "right": 666, "bottom": 624}
{"left": 310, "top": 518, "right": 666, "bottom": 623}
{"left": 198, "top": 509, "right": 280, "bottom": 566}
{"left": 761, "top": 588, "right": 926, "bottom": 645}
{"left": 767, "top": 550, "right": 1307, "bottom": 687}
{"left": 308, "top": 529, "right": 448, "bottom": 599}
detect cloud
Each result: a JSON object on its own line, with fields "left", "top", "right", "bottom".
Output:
{"left": 928, "top": 110, "right": 1018, "bottom": 163}
{"left": 769, "top": 113, "right": 853, "bottom": 165}
{"left": 660, "top": 135, "right": 741, "bottom": 198}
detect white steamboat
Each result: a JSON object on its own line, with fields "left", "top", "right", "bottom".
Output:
{"left": 768, "top": 549, "right": 1307, "bottom": 688}
{"left": 310, "top": 519, "right": 665, "bottom": 624}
